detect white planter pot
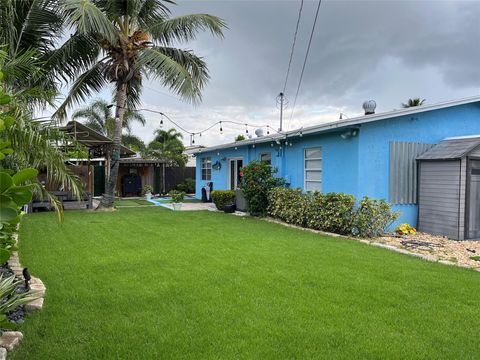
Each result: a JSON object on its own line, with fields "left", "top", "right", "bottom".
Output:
{"left": 145, "top": 193, "right": 152, "bottom": 200}
{"left": 172, "top": 203, "right": 182, "bottom": 211}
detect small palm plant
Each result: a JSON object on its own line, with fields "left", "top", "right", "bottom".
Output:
{"left": 402, "top": 98, "right": 425, "bottom": 108}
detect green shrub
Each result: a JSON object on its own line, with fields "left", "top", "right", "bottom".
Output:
{"left": 267, "top": 189, "right": 398, "bottom": 238}
{"left": 168, "top": 190, "right": 185, "bottom": 203}
{"left": 211, "top": 190, "right": 235, "bottom": 211}
{"left": 268, "top": 188, "right": 309, "bottom": 226}
{"left": 352, "top": 197, "right": 399, "bottom": 238}
{"left": 141, "top": 184, "right": 153, "bottom": 196}
{"left": 306, "top": 192, "right": 356, "bottom": 235}
{"left": 176, "top": 178, "right": 195, "bottom": 193}
{"left": 240, "top": 160, "right": 284, "bottom": 216}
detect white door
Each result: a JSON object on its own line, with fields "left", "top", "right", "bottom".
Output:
{"left": 228, "top": 158, "right": 243, "bottom": 190}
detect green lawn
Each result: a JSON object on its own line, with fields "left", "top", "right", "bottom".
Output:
{"left": 12, "top": 207, "right": 480, "bottom": 359}
{"left": 114, "top": 198, "right": 153, "bottom": 207}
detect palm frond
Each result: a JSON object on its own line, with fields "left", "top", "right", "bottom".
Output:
{"left": 149, "top": 14, "right": 226, "bottom": 45}
{"left": 138, "top": 46, "right": 208, "bottom": 103}
{"left": 63, "top": 0, "right": 118, "bottom": 44}
{"left": 53, "top": 62, "right": 108, "bottom": 120}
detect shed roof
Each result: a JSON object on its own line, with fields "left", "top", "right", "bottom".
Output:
{"left": 417, "top": 136, "right": 480, "bottom": 160}
{"left": 59, "top": 121, "right": 136, "bottom": 157}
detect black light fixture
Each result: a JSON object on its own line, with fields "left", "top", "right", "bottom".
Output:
{"left": 245, "top": 124, "right": 249, "bottom": 134}
{"left": 219, "top": 121, "right": 223, "bottom": 134}
{"left": 299, "top": 130, "right": 303, "bottom": 137}
{"left": 267, "top": 126, "right": 270, "bottom": 135}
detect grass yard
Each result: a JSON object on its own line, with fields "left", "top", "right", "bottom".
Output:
{"left": 114, "top": 198, "right": 153, "bottom": 207}
{"left": 12, "top": 207, "right": 480, "bottom": 359}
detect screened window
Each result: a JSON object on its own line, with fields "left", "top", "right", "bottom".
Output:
{"left": 260, "top": 153, "right": 272, "bottom": 165}
{"left": 304, "top": 147, "right": 322, "bottom": 192}
{"left": 201, "top": 157, "right": 212, "bottom": 181}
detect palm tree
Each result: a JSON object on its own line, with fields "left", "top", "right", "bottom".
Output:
{"left": 122, "top": 134, "right": 146, "bottom": 153}
{"left": 72, "top": 99, "right": 146, "bottom": 138}
{"left": 402, "top": 98, "right": 425, "bottom": 108}
{"left": 146, "top": 128, "right": 187, "bottom": 167}
{"left": 59, "top": 1, "right": 225, "bottom": 207}
{"left": 0, "top": 0, "right": 226, "bottom": 208}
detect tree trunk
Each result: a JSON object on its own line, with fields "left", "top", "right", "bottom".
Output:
{"left": 100, "top": 83, "right": 127, "bottom": 208}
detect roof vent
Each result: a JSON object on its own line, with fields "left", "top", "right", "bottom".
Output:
{"left": 255, "top": 128, "right": 264, "bottom": 137}
{"left": 362, "top": 100, "right": 376, "bottom": 115}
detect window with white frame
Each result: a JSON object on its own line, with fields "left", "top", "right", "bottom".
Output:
{"left": 260, "top": 153, "right": 272, "bottom": 165}
{"left": 201, "top": 157, "right": 212, "bottom": 180}
{"left": 304, "top": 147, "right": 322, "bottom": 192}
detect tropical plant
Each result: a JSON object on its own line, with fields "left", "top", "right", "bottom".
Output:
{"left": 122, "top": 134, "right": 146, "bottom": 153}
{"left": 402, "top": 98, "right": 425, "bottom": 108}
{"left": 168, "top": 190, "right": 185, "bottom": 203}
{"left": 146, "top": 128, "right": 187, "bottom": 167}
{"left": 33, "top": 0, "right": 226, "bottom": 208}
{"left": 141, "top": 184, "right": 153, "bottom": 197}
{"left": 395, "top": 223, "right": 416, "bottom": 236}
{"left": 240, "top": 160, "right": 284, "bottom": 216}
{"left": 72, "top": 99, "right": 146, "bottom": 138}
{"left": 235, "top": 134, "right": 246, "bottom": 141}
{"left": 175, "top": 178, "right": 195, "bottom": 193}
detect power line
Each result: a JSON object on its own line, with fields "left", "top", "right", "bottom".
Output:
{"left": 283, "top": 0, "right": 304, "bottom": 93}
{"left": 287, "top": 0, "right": 322, "bottom": 130}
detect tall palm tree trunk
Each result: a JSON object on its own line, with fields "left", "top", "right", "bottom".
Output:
{"left": 100, "top": 83, "right": 127, "bottom": 208}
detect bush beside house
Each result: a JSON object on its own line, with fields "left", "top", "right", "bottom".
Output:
{"left": 268, "top": 188, "right": 398, "bottom": 238}
{"left": 211, "top": 190, "right": 235, "bottom": 211}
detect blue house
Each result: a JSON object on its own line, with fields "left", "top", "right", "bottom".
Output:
{"left": 195, "top": 96, "right": 480, "bottom": 231}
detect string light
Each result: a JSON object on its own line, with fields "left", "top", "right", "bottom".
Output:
{"left": 220, "top": 121, "right": 223, "bottom": 134}
{"left": 245, "top": 124, "right": 249, "bottom": 134}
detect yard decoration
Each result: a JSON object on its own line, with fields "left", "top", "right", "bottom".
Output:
{"left": 169, "top": 190, "right": 185, "bottom": 210}
{"left": 141, "top": 185, "right": 153, "bottom": 200}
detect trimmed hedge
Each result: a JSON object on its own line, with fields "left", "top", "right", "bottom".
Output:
{"left": 211, "top": 190, "right": 236, "bottom": 211}
{"left": 268, "top": 188, "right": 398, "bottom": 237}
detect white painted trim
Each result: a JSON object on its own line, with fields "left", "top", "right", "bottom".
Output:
{"left": 304, "top": 147, "right": 322, "bottom": 192}
{"left": 227, "top": 157, "right": 243, "bottom": 190}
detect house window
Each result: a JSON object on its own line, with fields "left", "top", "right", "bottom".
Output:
{"left": 304, "top": 147, "right": 322, "bottom": 192}
{"left": 201, "top": 157, "right": 211, "bottom": 181}
{"left": 260, "top": 153, "right": 272, "bottom": 165}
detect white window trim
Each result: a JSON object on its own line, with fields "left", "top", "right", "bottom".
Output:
{"left": 304, "top": 147, "right": 322, "bottom": 191}
{"left": 201, "top": 157, "right": 212, "bottom": 181}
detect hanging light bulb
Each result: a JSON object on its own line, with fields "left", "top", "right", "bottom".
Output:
{"left": 252, "top": 143, "right": 255, "bottom": 148}
{"left": 271, "top": 143, "right": 274, "bottom": 147}
{"left": 235, "top": 146, "right": 238, "bottom": 150}
{"left": 267, "top": 126, "right": 270, "bottom": 135}
{"left": 289, "top": 142, "right": 293, "bottom": 147}
{"left": 219, "top": 121, "right": 223, "bottom": 134}
{"left": 299, "top": 130, "right": 303, "bottom": 137}
{"left": 245, "top": 124, "right": 249, "bottom": 134}
{"left": 199, "top": 132, "right": 202, "bottom": 137}
{"left": 192, "top": 136, "right": 195, "bottom": 144}
{"left": 160, "top": 114, "right": 164, "bottom": 126}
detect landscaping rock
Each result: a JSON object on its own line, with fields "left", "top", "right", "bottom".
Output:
{"left": 0, "top": 331, "right": 23, "bottom": 351}
{"left": 25, "top": 297, "right": 44, "bottom": 311}
{"left": 0, "top": 347, "right": 6, "bottom": 360}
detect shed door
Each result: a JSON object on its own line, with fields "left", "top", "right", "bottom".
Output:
{"left": 468, "top": 160, "right": 480, "bottom": 239}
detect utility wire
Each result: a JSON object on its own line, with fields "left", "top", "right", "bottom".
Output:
{"left": 287, "top": 0, "right": 322, "bottom": 130}
{"left": 283, "top": 0, "right": 304, "bottom": 93}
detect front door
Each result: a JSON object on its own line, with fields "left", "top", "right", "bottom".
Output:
{"left": 229, "top": 158, "right": 243, "bottom": 190}
{"left": 468, "top": 160, "right": 480, "bottom": 239}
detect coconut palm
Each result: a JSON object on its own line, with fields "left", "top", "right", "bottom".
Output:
{"left": 72, "top": 99, "right": 146, "bottom": 138}
{"left": 402, "top": 98, "right": 425, "bottom": 108}
{"left": 0, "top": 0, "right": 226, "bottom": 207}
{"left": 58, "top": 0, "right": 225, "bottom": 207}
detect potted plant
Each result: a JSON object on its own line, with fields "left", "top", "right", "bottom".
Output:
{"left": 169, "top": 190, "right": 185, "bottom": 210}
{"left": 141, "top": 184, "right": 153, "bottom": 200}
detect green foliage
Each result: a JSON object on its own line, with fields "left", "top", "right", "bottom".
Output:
{"left": 240, "top": 160, "right": 284, "bottom": 216}
{"left": 141, "top": 185, "right": 153, "bottom": 196}
{"left": 0, "top": 74, "right": 38, "bottom": 263}
{"left": 168, "top": 190, "right": 185, "bottom": 203}
{"left": 176, "top": 178, "right": 195, "bottom": 193}
{"left": 146, "top": 128, "right": 187, "bottom": 167}
{"left": 268, "top": 189, "right": 398, "bottom": 238}
{"left": 235, "top": 134, "right": 245, "bottom": 141}
{"left": 469, "top": 256, "right": 480, "bottom": 262}
{"left": 211, "top": 190, "right": 236, "bottom": 211}
{"left": 352, "top": 197, "right": 399, "bottom": 237}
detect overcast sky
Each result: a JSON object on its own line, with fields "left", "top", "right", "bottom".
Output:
{"left": 67, "top": 0, "right": 480, "bottom": 146}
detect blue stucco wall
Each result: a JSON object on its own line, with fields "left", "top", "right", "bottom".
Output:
{"left": 196, "top": 102, "right": 480, "bottom": 227}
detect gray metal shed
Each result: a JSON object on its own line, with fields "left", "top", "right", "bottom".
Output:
{"left": 417, "top": 136, "right": 480, "bottom": 240}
